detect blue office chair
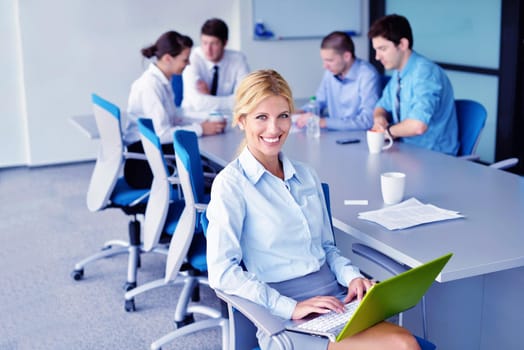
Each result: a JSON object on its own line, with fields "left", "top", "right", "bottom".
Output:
{"left": 172, "top": 74, "right": 183, "bottom": 107}
{"left": 71, "top": 94, "right": 150, "bottom": 291}
{"left": 213, "top": 183, "right": 435, "bottom": 350}
{"left": 123, "top": 118, "right": 186, "bottom": 312}
{"left": 455, "top": 99, "right": 487, "bottom": 160}
{"left": 149, "top": 129, "right": 227, "bottom": 350}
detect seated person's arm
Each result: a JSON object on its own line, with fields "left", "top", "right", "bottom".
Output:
{"left": 372, "top": 107, "right": 390, "bottom": 131}
{"left": 196, "top": 79, "right": 210, "bottom": 94}
{"left": 200, "top": 119, "right": 227, "bottom": 135}
{"left": 387, "top": 118, "right": 428, "bottom": 139}
{"left": 373, "top": 107, "right": 427, "bottom": 138}
{"left": 206, "top": 175, "right": 298, "bottom": 320}
{"left": 321, "top": 72, "right": 379, "bottom": 131}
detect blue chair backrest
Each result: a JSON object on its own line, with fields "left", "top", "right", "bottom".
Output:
{"left": 92, "top": 93, "right": 120, "bottom": 120}
{"left": 455, "top": 99, "right": 487, "bottom": 157}
{"left": 172, "top": 74, "right": 183, "bottom": 107}
{"left": 173, "top": 130, "right": 206, "bottom": 204}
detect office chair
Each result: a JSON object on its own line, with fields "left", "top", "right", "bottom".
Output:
{"left": 123, "top": 118, "right": 186, "bottom": 312}
{"left": 455, "top": 99, "right": 487, "bottom": 160}
{"left": 172, "top": 74, "right": 183, "bottom": 107}
{"left": 351, "top": 244, "right": 429, "bottom": 338}
{"left": 72, "top": 94, "right": 154, "bottom": 291}
{"left": 212, "top": 183, "right": 436, "bottom": 350}
{"left": 455, "top": 100, "right": 519, "bottom": 170}
{"left": 490, "top": 157, "right": 519, "bottom": 170}
{"left": 149, "top": 129, "right": 227, "bottom": 350}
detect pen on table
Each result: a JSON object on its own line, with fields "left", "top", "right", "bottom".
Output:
{"left": 344, "top": 199, "right": 369, "bottom": 206}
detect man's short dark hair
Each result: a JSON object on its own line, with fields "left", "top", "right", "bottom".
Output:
{"left": 368, "top": 14, "right": 413, "bottom": 49}
{"left": 321, "top": 31, "right": 355, "bottom": 57}
{"left": 201, "top": 18, "right": 228, "bottom": 44}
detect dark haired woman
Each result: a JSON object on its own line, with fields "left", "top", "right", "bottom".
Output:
{"left": 123, "top": 31, "right": 226, "bottom": 188}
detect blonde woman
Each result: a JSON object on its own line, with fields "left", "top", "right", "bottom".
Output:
{"left": 206, "top": 69, "right": 420, "bottom": 350}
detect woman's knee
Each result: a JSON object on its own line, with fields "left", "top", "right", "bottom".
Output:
{"left": 390, "top": 330, "right": 421, "bottom": 350}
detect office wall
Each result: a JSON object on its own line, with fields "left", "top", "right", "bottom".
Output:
{"left": 1, "top": 0, "right": 27, "bottom": 167}
{"left": 2, "top": 0, "right": 369, "bottom": 167}
{"left": 3, "top": 0, "right": 239, "bottom": 167}
{"left": 239, "top": 0, "right": 371, "bottom": 100}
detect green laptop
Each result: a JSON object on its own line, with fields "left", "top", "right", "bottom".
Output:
{"left": 285, "top": 253, "right": 453, "bottom": 342}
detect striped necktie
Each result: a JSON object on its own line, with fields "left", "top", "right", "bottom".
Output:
{"left": 210, "top": 65, "right": 219, "bottom": 96}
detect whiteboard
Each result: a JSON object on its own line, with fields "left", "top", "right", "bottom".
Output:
{"left": 252, "top": 0, "right": 362, "bottom": 40}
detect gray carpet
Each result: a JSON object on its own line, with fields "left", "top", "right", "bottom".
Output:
{"left": 0, "top": 162, "right": 223, "bottom": 350}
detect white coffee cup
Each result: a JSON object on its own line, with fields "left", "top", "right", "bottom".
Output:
{"left": 381, "top": 172, "right": 406, "bottom": 205}
{"left": 367, "top": 130, "right": 393, "bottom": 154}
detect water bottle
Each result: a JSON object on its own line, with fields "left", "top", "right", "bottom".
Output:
{"left": 306, "top": 96, "right": 320, "bottom": 138}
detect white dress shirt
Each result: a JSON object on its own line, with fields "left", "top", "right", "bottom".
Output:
{"left": 124, "top": 63, "right": 202, "bottom": 145}
{"left": 206, "top": 147, "right": 363, "bottom": 319}
{"left": 182, "top": 47, "right": 249, "bottom": 113}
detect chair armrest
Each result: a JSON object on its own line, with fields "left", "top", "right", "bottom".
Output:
{"left": 123, "top": 151, "right": 148, "bottom": 161}
{"left": 352, "top": 243, "right": 408, "bottom": 276}
{"left": 490, "top": 157, "right": 518, "bottom": 169}
{"left": 129, "top": 190, "right": 150, "bottom": 207}
{"left": 195, "top": 203, "right": 208, "bottom": 212}
{"left": 167, "top": 176, "right": 181, "bottom": 185}
{"left": 458, "top": 154, "right": 480, "bottom": 161}
{"left": 215, "top": 289, "right": 287, "bottom": 337}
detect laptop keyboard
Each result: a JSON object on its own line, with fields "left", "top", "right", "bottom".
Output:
{"left": 296, "top": 300, "right": 360, "bottom": 334}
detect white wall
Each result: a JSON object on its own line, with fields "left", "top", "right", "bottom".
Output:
{"left": 1, "top": 0, "right": 27, "bottom": 167}
{"left": 5, "top": 0, "right": 238, "bottom": 167}
{"left": 2, "top": 0, "right": 369, "bottom": 168}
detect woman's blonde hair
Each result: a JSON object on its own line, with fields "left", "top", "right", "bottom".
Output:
{"left": 232, "top": 69, "right": 295, "bottom": 128}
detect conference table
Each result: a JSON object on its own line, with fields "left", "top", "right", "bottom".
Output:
{"left": 198, "top": 127, "right": 524, "bottom": 350}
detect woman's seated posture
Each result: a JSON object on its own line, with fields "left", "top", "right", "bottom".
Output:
{"left": 206, "top": 69, "right": 420, "bottom": 350}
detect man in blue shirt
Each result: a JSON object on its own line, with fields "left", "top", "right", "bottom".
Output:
{"left": 369, "top": 14, "right": 459, "bottom": 155}
{"left": 295, "top": 31, "right": 380, "bottom": 131}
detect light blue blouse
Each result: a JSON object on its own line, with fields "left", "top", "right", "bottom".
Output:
{"left": 376, "top": 51, "right": 459, "bottom": 155}
{"left": 206, "top": 147, "right": 362, "bottom": 319}
{"left": 313, "top": 58, "right": 380, "bottom": 131}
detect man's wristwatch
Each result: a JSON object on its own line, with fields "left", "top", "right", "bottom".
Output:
{"left": 386, "top": 124, "right": 394, "bottom": 139}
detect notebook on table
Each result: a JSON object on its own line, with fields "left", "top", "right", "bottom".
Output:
{"left": 285, "top": 253, "right": 452, "bottom": 342}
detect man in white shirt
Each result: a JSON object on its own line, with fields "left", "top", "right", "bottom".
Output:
{"left": 182, "top": 18, "right": 250, "bottom": 114}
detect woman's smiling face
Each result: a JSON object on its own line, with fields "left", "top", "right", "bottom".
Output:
{"left": 238, "top": 95, "right": 291, "bottom": 167}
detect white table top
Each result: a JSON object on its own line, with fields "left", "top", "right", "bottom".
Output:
{"left": 197, "top": 127, "right": 524, "bottom": 282}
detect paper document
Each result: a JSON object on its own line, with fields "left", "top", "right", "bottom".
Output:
{"left": 358, "top": 198, "right": 464, "bottom": 230}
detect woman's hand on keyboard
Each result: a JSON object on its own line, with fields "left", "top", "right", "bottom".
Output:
{"left": 344, "top": 277, "right": 375, "bottom": 304}
{"left": 291, "top": 296, "right": 346, "bottom": 320}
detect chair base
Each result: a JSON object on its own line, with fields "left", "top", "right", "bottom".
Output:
{"left": 71, "top": 218, "right": 168, "bottom": 291}
{"left": 150, "top": 308, "right": 228, "bottom": 350}
{"left": 123, "top": 273, "right": 188, "bottom": 312}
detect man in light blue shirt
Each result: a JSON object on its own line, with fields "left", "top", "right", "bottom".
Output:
{"left": 295, "top": 31, "right": 380, "bottom": 131}
{"left": 369, "top": 14, "right": 459, "bottom": 155}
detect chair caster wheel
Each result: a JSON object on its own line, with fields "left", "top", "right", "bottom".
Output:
{"left": 175, "top": 313, "right": 195, "bottom": 328}
{"left": 123, "top": 281, "right": 136, "bottom": 291}
{"left": 125, "top": 299, "right": 136, "bottom": 312}
{"left": 71, "top": 269, "right": 84, "bottom": 281}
